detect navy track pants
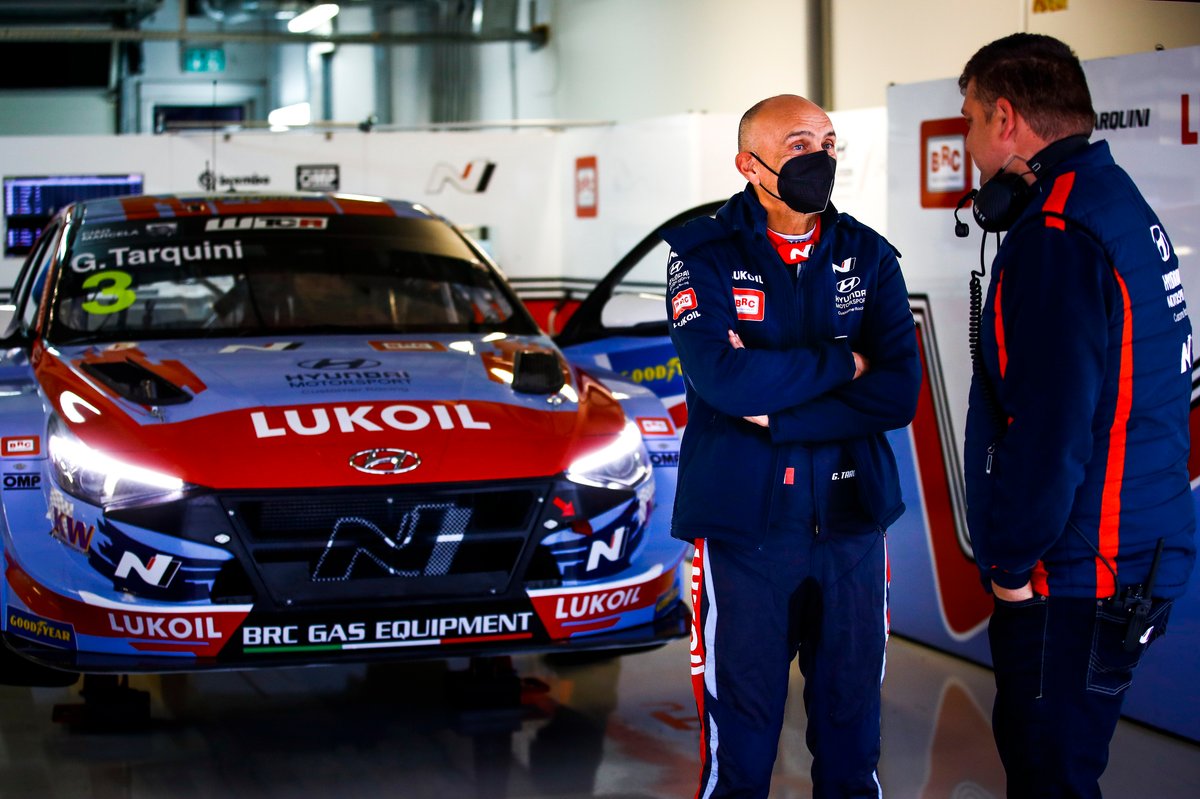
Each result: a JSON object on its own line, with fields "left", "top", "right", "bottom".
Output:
{"left": 689, "top": 529, "right": 889, "bottom": 799}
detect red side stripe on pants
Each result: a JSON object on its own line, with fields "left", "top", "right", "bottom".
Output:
{"left": 690, "top": 539, "right": 708, "bottom": 799}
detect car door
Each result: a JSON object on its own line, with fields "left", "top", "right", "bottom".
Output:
{"left": 555, "top": 201, "right": 722, "bottom": 432}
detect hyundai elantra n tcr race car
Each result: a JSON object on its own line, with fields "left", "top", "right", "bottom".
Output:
{"left": 0, "top": 193, "right": 689, "bottom": 681}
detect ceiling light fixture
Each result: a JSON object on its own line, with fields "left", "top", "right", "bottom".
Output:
{"left": 288, "top": 3, "right": 340, "bottom": 34}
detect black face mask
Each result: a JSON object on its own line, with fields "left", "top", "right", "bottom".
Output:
{"left": 751, "top": 150, "right": 837, "bottom": 214}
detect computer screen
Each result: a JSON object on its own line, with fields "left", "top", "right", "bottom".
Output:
{"left": 4, "top": 174, "right": 144, "bottom": 257}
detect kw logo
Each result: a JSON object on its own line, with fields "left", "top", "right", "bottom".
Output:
{"left": 50, "top": 509, "right": 95, "bottom": 553}
{"left": 427, "top": 159, "right": 496, "bottom": 193}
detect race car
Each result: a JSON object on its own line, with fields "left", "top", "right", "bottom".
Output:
{"left": 0, "top": 193, "right": 689, "bottom": 682}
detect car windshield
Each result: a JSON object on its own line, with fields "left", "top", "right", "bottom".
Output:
{"left": 47, "top": 214, "right": 537, "bottom": 344}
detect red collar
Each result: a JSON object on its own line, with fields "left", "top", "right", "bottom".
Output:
{"left": 765, "top": 218, "right": 821, "bottom": 265}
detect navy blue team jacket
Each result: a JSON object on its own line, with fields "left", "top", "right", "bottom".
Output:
{"left": 964, "top": 139, "right": 1196, "bottom": 599}
{"left": 662, "top": 186, "right": 921, "bottom": 546}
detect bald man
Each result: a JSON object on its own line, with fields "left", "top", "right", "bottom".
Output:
{"left": 662, "top": 95, "right": 920, "bottom": 798}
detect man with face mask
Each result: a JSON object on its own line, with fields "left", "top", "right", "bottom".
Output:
{"left": 662, "top": 94, "right": 921, "bottom": 798}
{"left": 959, "top": 34, "right": 1195, "bottom": 799}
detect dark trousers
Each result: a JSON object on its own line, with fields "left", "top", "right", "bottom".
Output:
{"left": 987, "top": 593, "right": 1173, "bottom": 799}
{"left": 689, "top": 529, "right": 888, "bottom": 799}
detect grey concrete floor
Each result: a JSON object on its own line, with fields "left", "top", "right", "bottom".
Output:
{"left": 0, "top": 636, "right": 1195, "bottom": 798}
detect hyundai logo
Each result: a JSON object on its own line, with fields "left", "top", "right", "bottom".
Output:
{"left": 300, "top": 358, "right": 382, "bottom": 370}
{"left": 837, "top": 276, "right": 862, "bottom": 293}
{"left": 349, "top": 448, "right": 421, "bottom": 475}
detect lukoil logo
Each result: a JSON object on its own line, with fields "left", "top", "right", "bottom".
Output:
{"left": 251, "top": 402, "right": 491, "bottom": 438}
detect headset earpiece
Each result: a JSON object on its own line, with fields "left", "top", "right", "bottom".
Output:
{"left": 973, "top": 171, "right": 1034, "bottom": 233}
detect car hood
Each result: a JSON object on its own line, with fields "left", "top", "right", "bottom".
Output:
{"left": 33, "top": 335, "right": 627, "bottom": 489}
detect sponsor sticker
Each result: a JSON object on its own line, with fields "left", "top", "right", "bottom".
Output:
{"left": 733, "top": 288, "right": 765, "bottom": 321}
{"left": 240, "top": 611, "right": 535, "bottom": 652}
{"left": 369, "top": 340, "right": 448, "bottom": 352}
{"left": 671, "top": 289, "right": 698, "bottom": 320}
{"left": 7, "top": 608, "right": 75, "bottom": 650}
{"left": 205, "top": 216, "right": 327, "bottom": 231}
{"left": 1, "top": 436, "right": 39, "bottom": 457}
{"left": 250, "top": 401, "right": 490, "bottom": 438}
{"left": 296, "top": 164, "right": 340, "bottom": 192}
{"left": 637, "top": 417, "right": 673, "bottom": 435}
{"left": 3, "top": 472, "right": 41, "bottom": 491}
{"left": 50, "top": 506, "right": 96, "bottom": 553}
{"left": 527, "top": 565, "right": 676, "bottom": 638}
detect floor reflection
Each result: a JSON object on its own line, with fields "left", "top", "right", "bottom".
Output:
{"left": 0, "top": 636, "right": 1195, "bottom": 798}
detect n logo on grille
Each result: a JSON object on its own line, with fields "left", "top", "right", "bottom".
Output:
{"left": 311, "top": 505, "right": 472, "bottom": 581}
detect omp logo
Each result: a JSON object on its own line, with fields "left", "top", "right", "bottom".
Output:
{"left": 115, "top": 551, "right": 180, "bottom": 588}
{"left": 833, "top": 257, "right": 856, "bottom": 273}
{"left": 837, "top": 277, "right": 862, "bottom": 293}
{"left": 311, "top": 505, "right": 471, "bottom": 581}
{"left": 3, "top": 473, "right": 41, "bottom": 490}
{"left": 1151, "top": 225, "right": 1172, "bottom": 262}
{"left": 733, "top": 288, "right": 765, "bottom": 321}
{"left": 296, "top": 164, "right": 340, "bottom": 192}
{"left": 426, "top": 159, "right": 496, "bottom": 193}
{"left": 251, "top": 402, "right": 491, "bottom": 438}
{"left": 205, "top": 216, "right": 327, "bottom": 231}
{"left": 672, "top": 289, "right": 698, "bottom": 320}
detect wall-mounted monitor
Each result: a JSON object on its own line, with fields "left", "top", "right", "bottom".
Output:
{"left": 3, "top": 174, "right": 144, "bottom": 257}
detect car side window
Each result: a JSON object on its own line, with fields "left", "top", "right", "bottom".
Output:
{"left": 15, "top": 223, "right": 60, "bottom": 335}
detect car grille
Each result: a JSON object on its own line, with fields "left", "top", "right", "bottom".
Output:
{"left": 220, "top": 482, "right": 551, "bottom": 607}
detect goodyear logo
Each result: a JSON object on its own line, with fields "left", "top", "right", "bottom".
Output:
{"left": 7, "top": 608, "right": 75, "bottom": 650}
{"left": 623, "top": 357, "right": 682, "bottom": 386}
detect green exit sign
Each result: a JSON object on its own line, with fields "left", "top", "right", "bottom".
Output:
{"left": 181, "top": 46, "right": 226, "bottom": 73}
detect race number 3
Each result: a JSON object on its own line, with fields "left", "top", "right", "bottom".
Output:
{"left": 81, "top": 270, "right": 136, "bottom": 315}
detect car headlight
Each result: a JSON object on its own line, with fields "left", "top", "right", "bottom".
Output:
{"left": 48, "top": 415, "right": 189, "bottom": 508}
{"left": 565, "top": 421, "right": 653, "bottom": 489}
